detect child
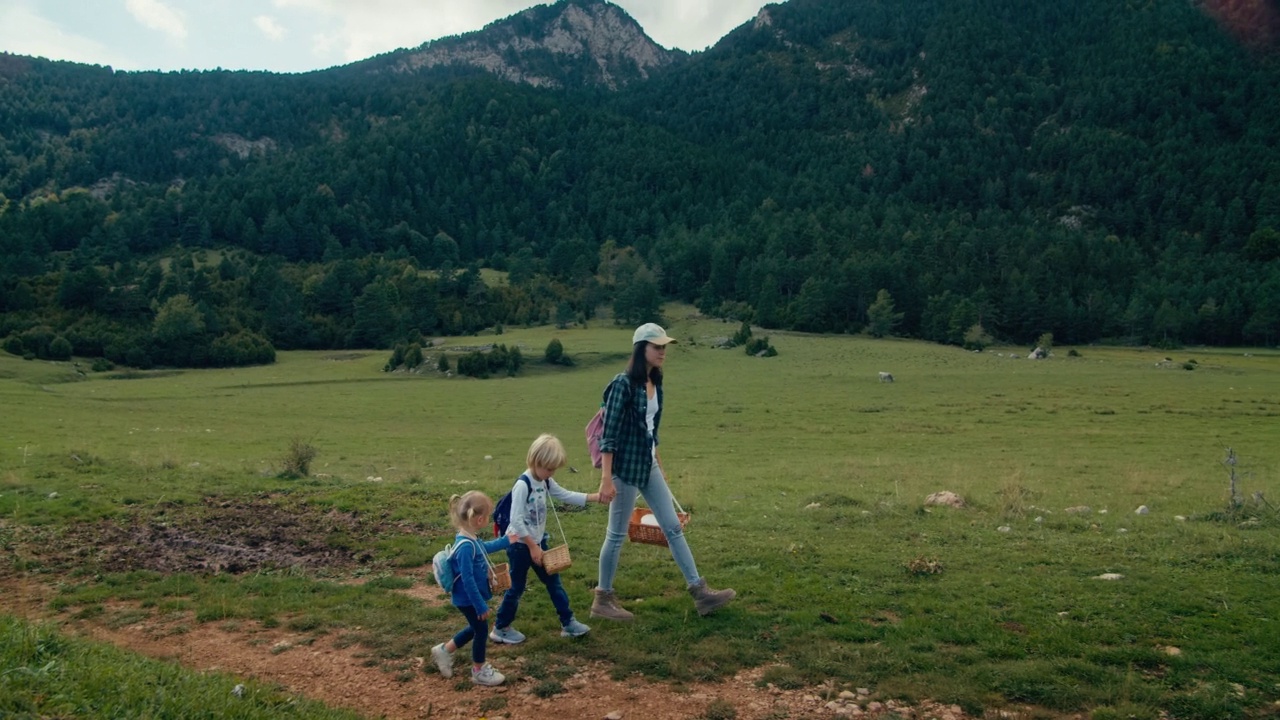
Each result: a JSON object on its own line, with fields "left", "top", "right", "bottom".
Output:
{"left": 490, "top": 433, "right": 603, "bottom": 644}
{"left": 430, "top": 491, "right": 515, "bottom": 686}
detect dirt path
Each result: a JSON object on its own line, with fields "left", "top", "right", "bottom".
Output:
{"left": 1, "top": 575, "right": 979, "bottom": 720}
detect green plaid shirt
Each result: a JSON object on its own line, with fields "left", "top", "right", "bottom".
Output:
{"left": 598, "top": 373, "right": 664, "bottom": 489}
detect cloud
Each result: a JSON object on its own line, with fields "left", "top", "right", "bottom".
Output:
{"left": 273, "top": 0, "right": 532, "bottom": 63}
{"left": 125, "top": 0, "right": 187, "bottom": 42}
{"left": 0, "top": 3, "right": 126, "bottom": 67}
{"left": 254, "top": 15, "right": 287, "bottom": 41}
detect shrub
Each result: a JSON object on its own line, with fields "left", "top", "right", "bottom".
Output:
{"left": 280, "top": 438, "right": 317, "bottom": 479}
{"left": 48, "top": 336, "right": 73, "bottom": 361}
{"left": 385, "top": 344, "right": 405, "bottom": 371}
{"left": 963, "top": 323, "right": 994, "bottom": 351}
{"left": 436, "top": 353, "right": 450, "bottom": 373}
{"left": 545, "top": 338, "right": 574, "bottom": 366}
{"left": 545, "top": 338, "right": 565, "bottom": 364}
{"left": 209, "top": 331, "right": 275, "bottom": 367}
{"left": 404, "top": 343, "right": 423, "bottom": 370}
{"left": 2, "top": 335, "right": 23, "bottom": 356}
{"left": 744, "top": 336, "right": 776, "bottom": 357}
{"left": 91, "top": 358, "right": 114, "bottom": 372}
{"left": 457, "top": 344, "right": 524, "bottom": 378}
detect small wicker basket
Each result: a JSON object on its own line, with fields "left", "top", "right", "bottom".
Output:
{"left": 542, "top": 544, "right": 572, "bottom": 574}
{"left": 488, "top": 562, "right": 511, "bottom": 594}
{"left": 627, "top": 507, "right": 691, "bottom": 547}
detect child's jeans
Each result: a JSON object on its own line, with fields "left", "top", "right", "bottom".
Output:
{"left": 451, "top": 605, "right": 489, "bottom": 664}
{"left": 495, "top": 539, "right": 573, "bottom": 628}
{"left": 598, "top": 463, "right": 699, "bottom": 591}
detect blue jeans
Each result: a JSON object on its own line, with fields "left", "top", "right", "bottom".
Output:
{"left": 495, "top": 539, "right": 574, "bottom": 628}
{"left": 598, "top": 463, "right": 699, "bottom": 591}
{"left": 451, "top": 605, "right": 489, "bottom": 665}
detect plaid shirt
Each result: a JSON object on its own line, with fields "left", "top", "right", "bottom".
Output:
{"left": 598, "top": 372, "right": 663, "bottom": 489}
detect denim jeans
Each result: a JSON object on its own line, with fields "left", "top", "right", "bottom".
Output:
{"left": 451, "top": 604, "right": 489, "bottom": 664}
{"left": 495, "top": 539, "right": 574, "bottom": 628}
{"left": 598, "top": 463, "right": 699, "bottom": 591}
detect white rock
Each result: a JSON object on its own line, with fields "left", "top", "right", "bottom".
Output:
{"left": 1093, "top": 573, "right": 1125, "bottom": 581}
{"left": 805, "top": 502, "right": 822, "bottom": 510}
{"left": 997, "top": 526, "right": 1011, "bottom": 532}
{"left": 1135, "top": 505, "right": 1150, "bottom": 515}
{"left": 1175, "top": 515, "right": 1187, "bottom": 521}
{"left": 925, "top": 491, "right": 966, "bottom": 508}
{"left": 484, "top": 455, "right": 493, "bottom": 461}
{"left": 1034, "top": 516, "right": 1043, "bottom": 523}
{"left": 604, "top": 712, "right": 624, "bottom": 720}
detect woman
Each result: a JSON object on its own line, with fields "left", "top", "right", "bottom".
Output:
{"left": 591, "top": 322, "right": 735, "bottom": 620}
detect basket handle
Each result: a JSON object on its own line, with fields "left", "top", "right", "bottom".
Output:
{"left": 638, "top": 494, "right": 685, "bottom": 517}
{"left": 548, "top": 497, "right": 569, "bottom": 550}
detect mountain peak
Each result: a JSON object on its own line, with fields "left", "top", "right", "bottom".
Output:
{"left": 364, "top": 0, "right": 681, "bottom": 90}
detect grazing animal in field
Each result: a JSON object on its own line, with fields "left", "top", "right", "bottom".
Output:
{"left": 878, "top": 371, "right": 894, "bottom": 382}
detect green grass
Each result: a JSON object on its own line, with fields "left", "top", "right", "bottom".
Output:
{"left": 2, "top": 310, "right": 1279, "bottom": 717}
{"left": 0, "top": 614, "right": 363, "bottom": 719}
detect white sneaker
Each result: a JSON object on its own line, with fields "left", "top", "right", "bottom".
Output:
{"left": 430, "top": 643, "right": 452, "bottom": 678}
{"left": 560, "top": 617, "right": 591, "bottom": 637}
{"left": 471, "top": 662, "right": 505, "bottom": 686}
{"left": 489, "top": 625, "right": 526, "bottom": 644}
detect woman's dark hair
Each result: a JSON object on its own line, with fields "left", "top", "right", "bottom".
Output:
{"left": 626, "top": 341, "right": 663, "bottom": 387}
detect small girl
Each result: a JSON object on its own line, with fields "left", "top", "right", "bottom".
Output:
{"left": 431, "top": 490, "right": 514, "bottom": 686}
{"left": 490, "top": 433, "right": 603, "bottom": 644}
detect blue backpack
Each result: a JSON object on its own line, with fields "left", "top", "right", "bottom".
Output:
{"left": 492, "top": 474, "right": 533, "bottom": 538}
{"left": 431, "top": 537, "right": 477, "bottom": 593}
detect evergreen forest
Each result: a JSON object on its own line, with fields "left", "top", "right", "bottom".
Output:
{"left": 2, "top": 0, "right": 1278, "bottom": 368}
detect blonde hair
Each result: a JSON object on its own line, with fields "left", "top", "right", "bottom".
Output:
{"left": 527, "top": 433, "right": 567, "bottom": 471}
{"left": 448, "top": 490, "right": 493, "bottom": 530}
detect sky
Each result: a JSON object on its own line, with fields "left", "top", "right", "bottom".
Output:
{"left": 0, "top": 0, "right": 767, "bottom": 74}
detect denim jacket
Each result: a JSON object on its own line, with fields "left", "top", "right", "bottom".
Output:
{"left": 450, "top": 533, "right": 512, "bottom": 614}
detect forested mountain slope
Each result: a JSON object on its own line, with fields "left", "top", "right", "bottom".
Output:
{"left": 1, "top": 0, "right": 1277, "bottom": 368}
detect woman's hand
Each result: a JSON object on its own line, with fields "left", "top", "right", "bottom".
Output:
{"left": 597, "top": 476, "right": 617, "bottom": 503}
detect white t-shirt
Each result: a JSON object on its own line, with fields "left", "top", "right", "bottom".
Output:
{"left": 646, "top": 389, "right": 659, "bottom": 459}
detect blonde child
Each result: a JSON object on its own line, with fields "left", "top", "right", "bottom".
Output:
{"left": 490, "top": 434, "right": 603, "bottom": 644}
{"left": 431, "top": 491, "right": 514, "bottom": 686}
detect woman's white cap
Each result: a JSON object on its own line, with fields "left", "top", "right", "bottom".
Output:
{"left": 633, "top": 323, "right": 677, "bottom": 345}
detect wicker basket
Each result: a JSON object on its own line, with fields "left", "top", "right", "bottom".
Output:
{"left": 488, "top": 562, "right": 511, "bottom": 594}
{"left": 628, "top": 508, "right": 691, "bottom": 547}
{"left": 542, "top": 544, "right": 572, "bottom": 574}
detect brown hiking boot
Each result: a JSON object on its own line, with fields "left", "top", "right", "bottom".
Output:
{"left": 688, "top": 578, "right": 735, "bottom": 616}
{"left": 590, "top": 588, "right": 635, "bottom": 621}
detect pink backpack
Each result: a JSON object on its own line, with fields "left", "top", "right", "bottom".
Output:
{"left": 585, "top": 407, "right": 605, "bottom": 469}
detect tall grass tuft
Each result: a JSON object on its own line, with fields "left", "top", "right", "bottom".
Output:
{"left": 280, "top": 437, "right": 318, "bottom": 479}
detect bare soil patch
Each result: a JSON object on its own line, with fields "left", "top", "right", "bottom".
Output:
{"left": 18, "top": 494, "right": 399, "bottom": 574}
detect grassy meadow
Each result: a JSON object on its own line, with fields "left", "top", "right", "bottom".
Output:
{"left": 2, "top": 311, "right": 1279, "bottom": 719}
